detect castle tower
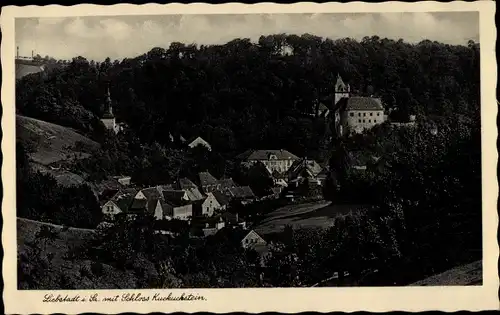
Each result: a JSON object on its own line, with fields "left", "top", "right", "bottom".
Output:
{"left": 334, "top": 74, "right": 350, "bottom": 106}
{"left": 101, "top": 85, "right": 119, "bottom": 134}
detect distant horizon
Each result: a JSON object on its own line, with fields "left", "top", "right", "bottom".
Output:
{"left": 15, "top": 12, "right": 479, "bottom": 62}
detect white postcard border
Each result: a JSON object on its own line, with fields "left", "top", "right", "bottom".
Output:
{"left": 2, "top": 2, "right": 498, "bottom": 314}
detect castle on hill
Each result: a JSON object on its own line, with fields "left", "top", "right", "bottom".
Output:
{"left": 331, "top": 74, "right": 387, "bottom": 136}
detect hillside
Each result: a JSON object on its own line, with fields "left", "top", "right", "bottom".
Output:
{"left": 16, "top": 115, "right": 99, "bottom": 166}
{"left": 409, "top": 260, "right": 482, "bottom": 286}
{"left": 17, "top": 217, "right": 176, "bottom": 289}
{"left": 15, "top": 60, "right": 45, "bottom": 80}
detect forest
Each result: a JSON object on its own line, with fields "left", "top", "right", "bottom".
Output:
{"left": 16, "top": 34, "right": 482, "bottom": 287}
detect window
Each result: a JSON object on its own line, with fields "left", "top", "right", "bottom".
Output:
{"left": 363, "top": 120, "right": 365, "bottom": 123}
{"left": 358, "top": 119, "right": 361, "bottom": 123}
{"left": 370, "top": 113, "right": 373, "bottom": 116}
{"left": 363, "top": 113, "right": 366, "bottom": 117}
{"left": 369, "top": 120, "right": 371, "bottom": 123}
{"left": 358, "top": 113, "right": 361, "bottom": 117}
{"left": 350, "top": 113, "right": 354, "bottom": 117}
{"left": 377, "top": 113, "right": 380, "bottom": 116}
{"left": 374, "top": 119, "right": 377, "bottom": 123}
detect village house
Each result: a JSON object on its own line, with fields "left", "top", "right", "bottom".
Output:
{"left": 188, "top": 136, "right": 212, "bottom": 151}
{"left": 331, "top": 75, "right": 387, "bottom": 136}
{"left": 225, "top": 186, "right": 256, "bottom": 205}
{"left": 162, "top": 190, "right": 194, "bottom": 221}
{"left": 193, "top": 192, "right": 222, "bottom": 217}
{"left": 197, "top": 171, "right": 239, "bottom": 195}
{"left": 101, "top": 188, "right": 159, "bottom": 221}
{"left": 237, "top": 149, "right": 300, "bottom": 174}
{"left": 288, "top": 158, "right": 326, "bottom": 186}
{"left": 101, "top": 188, "right": 138, "bottom": 221}
{"left": 198, "top": 171, "right": 219, "bottom": 193}
{"left": 212, "top": 190, "right": 230, "bottom": 211}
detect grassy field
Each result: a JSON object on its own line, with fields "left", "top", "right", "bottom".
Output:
{"left": 254, "top": 201, "right": 373, "bottom": 235}
{"left": 16, "top": 115, "right": 99, "bottom": 166}
{"left": 17, "top": 217, "right": 169, "bottom": 289}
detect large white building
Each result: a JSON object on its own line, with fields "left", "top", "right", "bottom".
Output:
{"left": 237, "top": 149, "right": 300, "bottom": 174}
{"left": 332, "top": 75, "right": 386, "bottom": 135}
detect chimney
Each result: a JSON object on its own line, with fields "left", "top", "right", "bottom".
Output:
{"left": 16, "top": 46, "right": 19, "bottom": 59}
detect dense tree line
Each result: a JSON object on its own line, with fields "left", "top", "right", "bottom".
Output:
{"left": 16, "top": 35, "right": 479, "bottom": 160}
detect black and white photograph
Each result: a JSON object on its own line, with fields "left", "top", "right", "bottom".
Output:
{"left": 2, "top": 2, "right": 498, "bottom": 313}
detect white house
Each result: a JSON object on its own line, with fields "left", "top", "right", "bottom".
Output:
{"left": 241, "top": 230, "right": 267, "bottom": 249}
{"left": 196, "top": 192, "right": 222, "bottom": 217}
{"left": 188, "top": 136, "right": 212, "bottom": 151}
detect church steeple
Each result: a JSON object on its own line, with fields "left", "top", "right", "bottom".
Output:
{"left": 102, "top": 85, "right": 114, "bottom": 119}
{"left": 334, "top": 74, "right": 350, "bottom": 105}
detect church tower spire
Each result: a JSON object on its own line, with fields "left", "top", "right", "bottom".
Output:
{"left": 103, "top": 85, "right": 114, "bottom": 118}
{"left": 334, "top": 74, "right": 350, "bottom": 105}
{"left": 101, "top": 84, "right": 119, "bottom": 134}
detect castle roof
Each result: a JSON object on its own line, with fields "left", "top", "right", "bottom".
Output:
{"left": 238, "top": 149, "right": 299, "bottom": 161}
{"left": 339, "top": 97, "right": 384, "bottom": 111}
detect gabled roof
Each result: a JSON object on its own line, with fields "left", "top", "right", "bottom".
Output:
{"left": 212, "top": 190, "right": 230, "bottom": 206}
{"left": 178, "top": 178, "right": 198, "bottom": 190}
{"left": 228, "top": 186, "right": 255, "bottom": 199}
{"left": 185, "top": 187, "right": 205, "bottom": 202}
{"left": 217, "top": 178, "right": 237, "bottom": 190}
{"left": 140, "top": 187, "right": 163, "bottom": 201}
{"left": 239, "top": 149, "right": 299, "bottom": 161}
{"left": 109, "top": 189, "right": 138, "bottom": 212}
{"left": 188, "top": 136, "right": 210, "bottom": 147}
{"left": 241, "top": 230, "right": 267, "bottom": 245}
{"left": 129, "top": 198, "right": 148, "bottom": 213}
{"left": 199, "top": 171, "right": 218, "bottom": 187}
{"left": 341, "top": 97, "right": 384, "bottom": 111}
{"left": 162, "top": 190, "right": 191, "bottom": 207}
{"left": 288, "top": 158, "right": 323, "bottom": 179}
{"left": 147, "top": 198, "right": 160, "bottom": 215}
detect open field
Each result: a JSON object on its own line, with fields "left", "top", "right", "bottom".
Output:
{"left": 17, "top": 217, "right": 168, "bottom": 289}
{"left": 16, "top": 115, "right": 99, "bottom": 166}
{"left": 254, "top": 201, "right": 373, "bottom": 235}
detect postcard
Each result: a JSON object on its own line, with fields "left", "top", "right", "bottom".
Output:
{"left": 1, "top": 2, "right": 498, "bottom": 314}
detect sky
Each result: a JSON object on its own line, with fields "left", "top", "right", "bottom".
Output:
{"left": 15, "top": 12, "right": 479, "bottom": 61}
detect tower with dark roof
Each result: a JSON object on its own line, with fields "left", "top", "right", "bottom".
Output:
{"left": 101, "top": 85, "right": 119, "bottom": 134}
{"left": 334, "top": 74, "right": 350, "bottom": 106}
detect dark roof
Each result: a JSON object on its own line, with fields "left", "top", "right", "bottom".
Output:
{"left": 199, "top": 171, "right": 218, "bottom": 187}
{"left": 178, "top": 178, "right": 197, "bottom": 190}
{"left": 140, "top": 187, "right": 163, "bottom": 201}
{"left": 97, "top": 178, "right": 123, "bottom": 193}
{"left": 162, "top": 190, "right": 191, "bottom": 207}
{"left": 221, "top": 212, "right": 238, "bottom": 224}
{"left": 241, "top": 149, "right": 299, "bottom": 161}
{"left": 288, "top": 158, "right": 323, "bottom": 179}
{"left": 217, "top": 178, "right": 237, "bottom": 190}
{"left": 228, "top": 186, "right": 255, "bottom": 199}
{"left": 129, "top": 198, "right": 148, "bottom": 212}
{"left": 342, "top": 97, "right": 384, "bottom": 111}
{"left": 147, "top": 198, "right": 159, "bottom": 214}
{"left": 212, "top": 190, "right": 230, "bottom": 206}
{"left": 111, "top": 191, "right": 137, "bottom": 212}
